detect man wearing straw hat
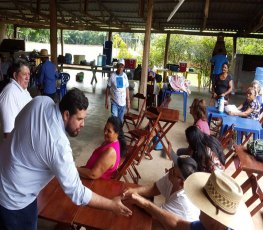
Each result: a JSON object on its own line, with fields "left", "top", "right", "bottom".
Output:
{"left": 125, "top": 170, "right": 254, "bottom": 230}
{"left": 37, "top": 49, "right": 59, "bottom": 101}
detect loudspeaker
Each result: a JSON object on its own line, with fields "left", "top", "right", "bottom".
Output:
{"left": 104, "top": 40, "right": 112, "bottom": 49}
{"left": 103, "top": 48, "right": 112, "bottom": 65}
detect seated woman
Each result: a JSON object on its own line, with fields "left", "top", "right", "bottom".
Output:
{"left": 177, "top": 98, "right": 210, "bottom": 156}
{"left": 190, "top": 98, "right": 210, "bottom": 135}
{"left": 185, "top": 125, "right": 225, "bottom": 173}
{"left": 78, "top": 116, "right": 127, "bottom": 180}
{"left": 227, "top": 87, "right": 260, "bottom": 121}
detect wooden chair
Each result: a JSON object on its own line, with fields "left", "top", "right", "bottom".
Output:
{"left": 123, "top": 93, "right": 146, "bottom": 131}
{"left": 241, "top": 174, "right": 263, "bottom": 216}
{"left": 229, "top": 145, "right": 263, "bottom": 217}
{"left": 219, "top": 124, "right": 236, "bottom": 169}
{"left": 145, "top": 107, "right": 180, "bottom": 160}
{"left": 126, "top": 107, "right": 164, "bottom": 163}
{"left": 112, "top": 135, "right": 147, "bottom": 184}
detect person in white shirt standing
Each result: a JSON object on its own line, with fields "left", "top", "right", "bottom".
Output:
{"left": 0, "top": 88, "right": 132, "bottom": 230}
{"left": 105, "top": 59, "right": 130, "bottom": 123}
{"left": 0, "top": 59, "right": 32, "bottom": 138}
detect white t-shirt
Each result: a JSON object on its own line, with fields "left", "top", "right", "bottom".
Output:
{"left": 0, "top": 79, "right": 32, "bottom": 133}
{"left": 0, "top": 96, "right": 92, "bottom": 210}
{"left": 156, "top": 174, "right": 200, "bottom": 222}
{"left": 107, "top": 72, "right": 129, "bottom": 106}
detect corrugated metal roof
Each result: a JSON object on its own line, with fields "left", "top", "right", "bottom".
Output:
{"left": 0, "top": 0, "right": 262, "bottom": 37}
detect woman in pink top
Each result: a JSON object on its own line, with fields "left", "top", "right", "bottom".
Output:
{"left": 78, "top": 116, "right": 126, "bottom": 179}
{"left": 190, "top": 98, "right": 210, "bottom": 135}
{"left": 177, "top": 98, "right": 210, "bottom": 156}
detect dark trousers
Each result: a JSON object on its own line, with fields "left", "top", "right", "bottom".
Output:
{"left": 0, "top": 199, "right": 38, "bottom": 230}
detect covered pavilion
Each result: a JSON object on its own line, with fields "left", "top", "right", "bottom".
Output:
{"left": 0, "top": 0, "right": 262, "bottom": 94}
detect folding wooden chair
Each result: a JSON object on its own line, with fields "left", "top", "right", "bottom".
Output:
{"left": 123, "top": 93, "right": 146, "bottom": 131}
{"left": 219, "top": 124, "right": 236, "bottom": 169}
{"left": 112, "top": 135, "right": 147, "bottom": 184}
{"left": 145, "top": 108, "right": 180, "bottom": 160}
{"left": 126, "top": 107, "right": 164, "bottom": 163}
{"left": 241, "top": 174, "right": 263, "bottom": 216}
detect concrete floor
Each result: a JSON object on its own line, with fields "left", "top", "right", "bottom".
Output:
{"left": 35, "top": 70, "right": 262, "bottom": 229}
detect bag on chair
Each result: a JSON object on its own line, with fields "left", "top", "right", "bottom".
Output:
{"left": 247, "top": 139, "right": 263, "bottom": 162}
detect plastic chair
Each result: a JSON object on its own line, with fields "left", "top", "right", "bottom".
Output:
{"left": 57, "top": 72, "right": 70, "bottom": 101}
{"left": 123, "top": 93, "right": 146, "bottom": 131}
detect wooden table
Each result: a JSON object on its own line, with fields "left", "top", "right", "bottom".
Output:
{"left": 60, "top": 64, "right": 115, "bottom": 84}
{"left": 38, "top": 178, "right": 152, "bottom": 230}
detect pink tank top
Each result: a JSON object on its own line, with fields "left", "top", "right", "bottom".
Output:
{"left": 85, "top": 141, "right": 120, "bottom": 179}
{"left": 195, "top": 119, "right": 210, "bottom": 135}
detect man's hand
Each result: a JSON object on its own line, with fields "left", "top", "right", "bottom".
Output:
{"left": 126, "top": 193, "right": 148, "bottom": 209}
{"left": 111, "top": 196, "right": 132, "bottom": 217}
{"left": 122, "top": 187, "right": 137, "bottom": 197}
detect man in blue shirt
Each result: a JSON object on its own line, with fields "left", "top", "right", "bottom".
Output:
{"left": 38, "top": 49, "right": 59, "bottom": 101}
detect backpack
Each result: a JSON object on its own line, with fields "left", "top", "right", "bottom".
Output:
{"left": 247, "top": 139, "right": 263, "bottom": 162}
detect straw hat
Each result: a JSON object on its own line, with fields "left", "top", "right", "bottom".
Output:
{"left": 184, "top": 170, "right": 254, "bottom": 230}
{"left": 38, "top": 49, "right": 50, "bottom": 57}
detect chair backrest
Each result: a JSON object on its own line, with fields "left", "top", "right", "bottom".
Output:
{"left": 219, "top": 124, "right": 235, "bottom": 149}
{"left": 124, "top": 93, "right": 147, "bottom": 130}
{"left": 59, "top": 72, "right": 70, "bottom": 86}
{"left": 113, "top": 135, "right": 146, "bottom": 181}
{"left": 133, "top": 93, "right": 147, "bottom": 123}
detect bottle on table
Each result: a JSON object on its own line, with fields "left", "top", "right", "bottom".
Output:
{"left": 218, "top": 96, "right": 224, "bottom": 113}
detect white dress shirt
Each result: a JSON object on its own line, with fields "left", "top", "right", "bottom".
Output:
{"left": 0, "top": 79, "right": 32, "bottom": 133}
{"left": 0, "top": 96, "right": 92, "bottom": 210}
{"left": 156, "top": 174, "right": 200, "bottom": 222}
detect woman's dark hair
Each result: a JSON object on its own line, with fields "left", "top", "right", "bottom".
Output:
{"left": 107, "top": 116, "right": 127, "bottom": 157}
{"left": 59, "top": 88, "right": 89, "bottom": 115}
{"left": 185, "top": 125, "right": 225, "bottom": 172}
{"left": 191, "top": 98, "right": 207, "bottom": 122}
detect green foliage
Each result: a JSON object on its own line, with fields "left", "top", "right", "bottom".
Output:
{"left": 63, "top": 30, "right": 106, "bottom": 45}
{"left": 4, "top": 24, "right": 263, "bottom": 88}
{"left": 237, "top": 38, "right": 263, "bottom": 55}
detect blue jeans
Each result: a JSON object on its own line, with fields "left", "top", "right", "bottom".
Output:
{"left": 111, "top": 100, "right": 126, "bottom": 123}
{"left": 0, "top": 199, "right": 38, "bottom": 230}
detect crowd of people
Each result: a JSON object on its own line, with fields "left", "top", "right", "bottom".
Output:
{"left": 0, "top": 49, "right": 258, "bottom": 230}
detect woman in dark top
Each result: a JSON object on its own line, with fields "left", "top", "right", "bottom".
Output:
{"left": 211, "top": 63, "right": 233, "bottom": 105}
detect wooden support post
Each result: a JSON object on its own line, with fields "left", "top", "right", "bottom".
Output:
{"left": 50, "top": 0, "right": 58, "bottom": 65}
{"left": 140, "top": 0, "right": 153, "bottom": 96}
